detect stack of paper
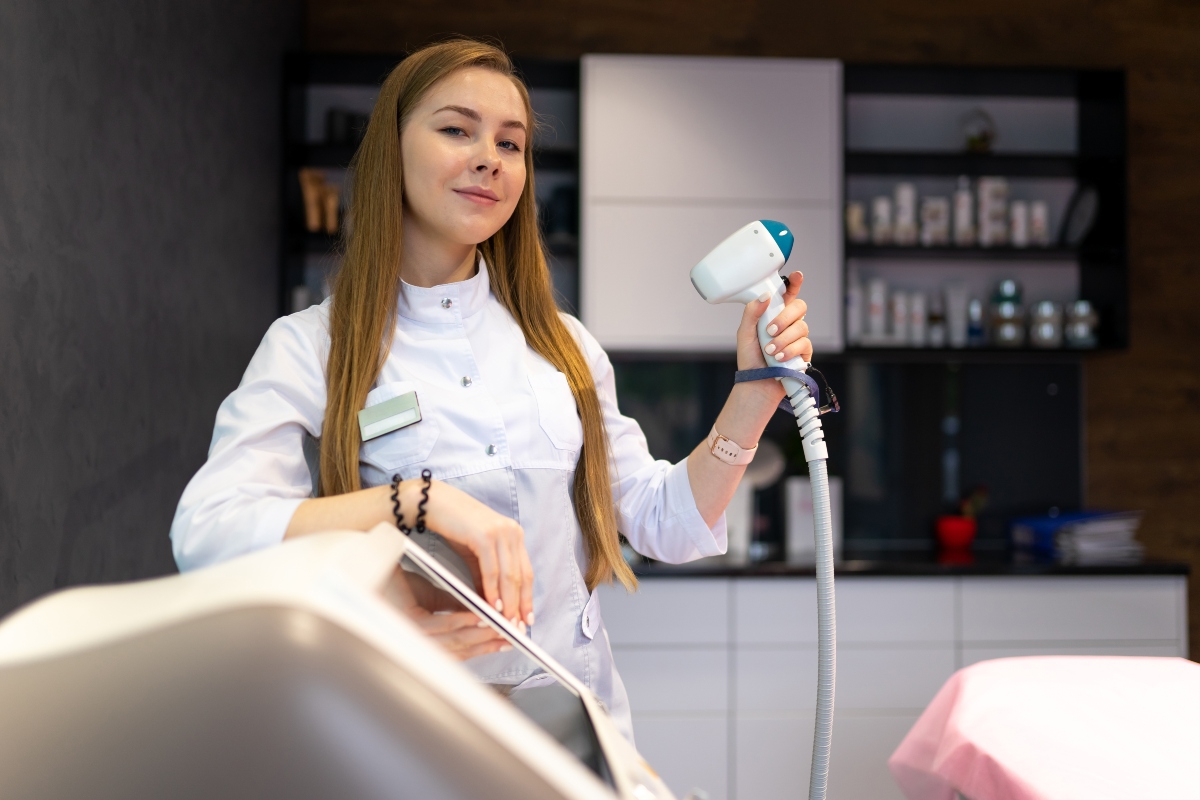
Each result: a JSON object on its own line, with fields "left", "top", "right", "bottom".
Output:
{"left": 1011, "top": 511, "right": 1144, "bottom": 564}
{"left": 1056, "top": 512, "right": 1144, "bottom": 564}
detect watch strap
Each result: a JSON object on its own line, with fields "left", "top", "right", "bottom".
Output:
{"left": 707, "top": 426, "right": 757, "bottom": 466}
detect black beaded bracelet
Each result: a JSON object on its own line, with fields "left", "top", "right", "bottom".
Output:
{"left": 414, "top": 468, "right": 432, "bottom": 534}
{"left": 390, "top": 473, "right": 409, "bottom": 533}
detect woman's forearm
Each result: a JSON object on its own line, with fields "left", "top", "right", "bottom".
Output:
{"left": 686, "top": 382, "right": 781, "bottom": 527}
{"left": 285, "top": 480, "right": 425, "bottom": 538}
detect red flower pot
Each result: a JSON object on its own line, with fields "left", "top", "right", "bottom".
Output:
{"left": 936, "top": 515, "right": 977, "bottom": 550}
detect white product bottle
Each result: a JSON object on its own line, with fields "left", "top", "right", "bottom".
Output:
{"left": 1010, "top": 200, "right": 1030, "bottom": 248}
{"left": 871, "top": 196, "right": 893, "bottom": 245}
{"left": 1030, "top": 200, "right": 1051, "bottom": 246}
{"left": 785, "top": 475, "right": 843, "bottom": 564}
{"left": 977, "top": 176, "right": 1009, "bottom": 247}
{"left": 846, "top": 270, "right": 864, "bottom": 345}
{"left": 909, "top": 291, "right": 928, "bottom": 347}
{"left": 893, "top": 182, "right": 918, "bottom": 246}
{"left": 890, "top": 290, "right": 909, "bottom": 346}
{"left": 953, "top": 176, "right": 975, "bottom": 247}
{"left": 867, "top": 277, "right": 888, "bottom": 340}
{"left": 946, "top": 282, "right": 969, "bottom": 348}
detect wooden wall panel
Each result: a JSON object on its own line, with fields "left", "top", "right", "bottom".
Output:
{"left": 307, "top": 0, "right": 1200, "bottom": 657}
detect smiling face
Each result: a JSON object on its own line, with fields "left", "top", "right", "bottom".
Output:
{"left": 399, "top": 67, "right": 529, "bottom": 255}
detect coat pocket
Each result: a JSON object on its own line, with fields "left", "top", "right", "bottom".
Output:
{"left": 359, "top": 381, "right": 439, "bottom": 472}
{"left": 529, "top": 371, "right": 584, "bottom": 452}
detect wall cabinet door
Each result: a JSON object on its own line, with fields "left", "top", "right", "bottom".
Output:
{"left": 635, "top": 715, "right": 729, "bottom": 800}
{"left": 581, "top": 55, "right": 843, "bottom": 353}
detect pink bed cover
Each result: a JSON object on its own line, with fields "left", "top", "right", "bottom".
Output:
{"left": 888, "top": 656, "right": 1200, "bottom": 800}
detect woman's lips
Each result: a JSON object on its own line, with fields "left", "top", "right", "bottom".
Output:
{"left": 454, "top": 187, "right": 500, "bottom": 206}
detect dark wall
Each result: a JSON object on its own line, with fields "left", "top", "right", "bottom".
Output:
{"left": 306, "top": 0, "right": 1200, "bottom": 655}
{"left": 0, "top": 2, "right": 300, "bottom": 612}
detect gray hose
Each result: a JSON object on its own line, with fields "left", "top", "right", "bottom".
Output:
{"left": 806, "top": 457, "right": 835, "bottom": 800}
{"left": 785, "top": 380, "right": 835, "bottom": 800}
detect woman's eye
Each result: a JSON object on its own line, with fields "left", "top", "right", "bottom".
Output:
{"left": 499, "top": 140, "right": 522, "bottom": 153}
{"left": 440, "top": 126, "right": 466, "bottom": 137}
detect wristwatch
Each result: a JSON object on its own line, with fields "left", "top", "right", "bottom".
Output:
{"left": 707, "top": 426, "right": 757, "bottom": 466}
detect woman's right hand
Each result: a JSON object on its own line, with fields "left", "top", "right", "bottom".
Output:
{"left": 407, "top": 479, "right": 535, "bottom": 629}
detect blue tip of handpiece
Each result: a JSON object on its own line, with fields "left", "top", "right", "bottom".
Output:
{"left": 760, "top": 220, "right": 794, "bottom": 262}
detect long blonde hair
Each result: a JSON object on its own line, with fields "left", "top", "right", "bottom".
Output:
{"left": 320, "top": 39, "right": 635, "bottom": 592}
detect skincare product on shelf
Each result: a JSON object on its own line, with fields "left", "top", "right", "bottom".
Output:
{"left": 946, "top": 283, "right": 969, "bottom": 348}
{"left": 321, "top": 183, "right": 340, "bottom": 235}
{"left": 967, "top": 298, "right": 987, "bottom": 346}
{"left": 909, "top": 291, "right": 928, "bottom": 347}
{"left": 846, "top": 202, "right": 870, "bottom": 244}
{"left": 893, "top": 183, "right": 918, "bottom": 246}
{"left": 299, "top": 168, "right": 326, "bottom": 233}
{"left": 890, "top": 291, "right": 909, "bottom": 345}
{"left": 871, "top": 196, "right": 893, "bottom": 245}
{"left": 846, "top": 271, "right": 864, "bottom": 345}
{"left": 920, "top": 197, "right": 950, "bottom": 246}
{"left": 1030, "top": 201, "right": 1051, "bottom": 246}
{"left": 1010, "top": 200, "right": 1030, "bottom": 248}
{"left": 977, "top": 176, "right": 1009, "bottom": 247}
{"left": 1030, "top": 301, "right": 1064, "bottom": 348}
{"left": 989, "top": 279, "right": 1024, "bottom": 347}
{"left": 928, "top": 292, "right": 947, "bottom": 348}
{"left": 953, "top": 176, "right": 975, "bottom": 247}
{"left": 867, "top": 278, "right": 888, "bottom": 339}
{"left": 1065, "top": 300, "right": 1099, "bottom": 348}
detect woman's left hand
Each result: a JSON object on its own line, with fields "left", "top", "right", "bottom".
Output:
{"left": 736, "top": 270, "right": 813, "bottom": 373}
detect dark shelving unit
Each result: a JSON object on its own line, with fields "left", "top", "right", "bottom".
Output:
{"left": 843, "top": 63, "right": 1128, "bottom": 353}
{"left": 846, "top": 244, "right": 1079, "bottom": 262}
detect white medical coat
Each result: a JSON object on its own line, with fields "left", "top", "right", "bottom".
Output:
{"left": 170, "top": 262, "right": 728, "bottom": 740}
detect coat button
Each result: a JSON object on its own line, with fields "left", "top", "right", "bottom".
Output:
{"left": 461, "top": 376, "right": 472, "bottom": 387}
{"left": 441, "top": 298, "right": 453, "bottom": 308}
{"left": 486, "top": 444, "right": 497, "bottom": 456}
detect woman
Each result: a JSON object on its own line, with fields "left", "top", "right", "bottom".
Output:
{"left": 170, "top": 39, "right": 812, "bottom": 740}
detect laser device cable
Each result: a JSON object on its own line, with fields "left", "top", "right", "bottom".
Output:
{"left": 690, "top": 220, "right": 836, "bottom": 800}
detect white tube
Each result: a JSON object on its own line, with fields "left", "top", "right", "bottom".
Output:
{"left": 784, "top": 380, "right": 835, "bottom": 800}
{"left": 806, "top": 457, "right": 835, "bottom": 800}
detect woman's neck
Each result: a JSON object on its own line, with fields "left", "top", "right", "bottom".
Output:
{"left": 400, "top": 216, "right": 478, "bottom": 288}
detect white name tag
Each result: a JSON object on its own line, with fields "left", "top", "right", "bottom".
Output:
{"left": 358, "top": 391, "right": 422, "bottom": 442}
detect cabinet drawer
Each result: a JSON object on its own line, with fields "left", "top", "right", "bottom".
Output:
{"left": 634, "top": 715, "right": 728, "bottom": 800}
{"left": 735, "top": 578, "right": 956, "bottom": 645}
{"left": 737, "top": 646, "right": 955, "bottom": 711}
{"left": 613, "top": 647, "right": 728, "bottom": 713}
{"left": 736, "top": 714, "right": 913, "bottom": 800}
{"left": 599, "top": 579, "right": 729, "bottom": 645}
{"left": 960, "top": 576, "right": 1185, "bottom": 643}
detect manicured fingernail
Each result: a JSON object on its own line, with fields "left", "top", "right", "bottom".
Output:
{"left": 494, "top": 599, "right": 504, "bottom": 612}
{"left": 764, "top": 343, "right": 776, "bottom": 355}
{"left": 758, "top": 293, "right": 769, "bottom": 303}
{"left": 774, "top": 351, "right": 787, "bottom": 361}
{"left": 477, "top": 621, "right": 490, "bottom": 628}
{"left": 500, "top": 644, "right": 513, "bottom": 652}
{"left": 527, "top": 612, "right": 535, "bottom": 625}
{"left": 767, "top": 324, "right": 778, "bottom": 336}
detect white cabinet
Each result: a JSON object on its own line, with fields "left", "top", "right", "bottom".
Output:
{"left": 581, "top": 55, "right": 843, "bottom": 354}
{"left": 599, "top": 574, "right": 1187, "bottom": 800}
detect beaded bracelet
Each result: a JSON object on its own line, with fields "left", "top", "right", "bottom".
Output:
{"left": 390, "top": 469, "right": 433, "bottom": 534}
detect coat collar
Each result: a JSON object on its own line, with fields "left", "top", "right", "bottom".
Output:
{"left": 396, "top": 258, "right": 491, "bottom": 323}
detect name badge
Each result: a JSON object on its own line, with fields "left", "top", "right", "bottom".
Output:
{"left": 358, "top": 391, "right": 422, "bottom": 442}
